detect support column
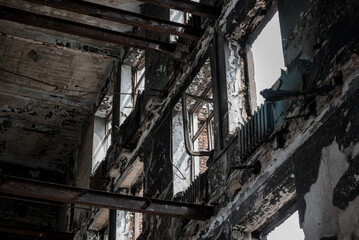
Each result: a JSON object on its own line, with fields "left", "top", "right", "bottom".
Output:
{"left": 210, "top": 32, "right": 229, "bottom": 151}
{"left": 112, "top": 63, "right": 121, "bottom": 142}
{"left": 108, "top": 209, "right": 117, "bottom": 240}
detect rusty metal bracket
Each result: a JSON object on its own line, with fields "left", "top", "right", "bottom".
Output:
{"left": 260, "top": 85, "right": 337, "bottom": 101}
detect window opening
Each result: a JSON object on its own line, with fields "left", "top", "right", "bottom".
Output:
{"left": 170, "top": 9, "right": 185, "bottom": 42}
{"left": 183, "top": 58, "right": 213, "bottom": 179}
{"left": 266, "top": 211, "right": 304, "bottom": 240}
{"left": 251, "top": 12, "right": 285, "bottom": 106}
{"left": 187, "top": 89, "right": 214, "bottom": 175}
{"left": 172, "top": 57, "right": 213, "bottom": 196}
{"left": 132, "top": 52, "right": 145, "bottom": 108}
{"left": 92, "top": 114, "right": 112, "bottom": 173}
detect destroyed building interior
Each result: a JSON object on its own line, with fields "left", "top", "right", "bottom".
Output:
{"left": 0, "top": 0, "right": 359, "bottom": 239}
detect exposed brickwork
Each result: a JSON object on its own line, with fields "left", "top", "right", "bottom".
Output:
{"left": 197, "top": 106, "right": 214, "bottom": 174}
{"left": 129, "top": 187, "right": 143, "bottom": 240}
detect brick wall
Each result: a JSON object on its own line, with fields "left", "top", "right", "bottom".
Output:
{"left": 196, "top": 106, "right": 213, "bottom": 174}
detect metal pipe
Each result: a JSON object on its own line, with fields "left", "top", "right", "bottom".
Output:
{"left": 181, "top": 93, "right": 213, "bottom": 156}
{"left": 191, "top": 111, "right": 214, "bottom": 142}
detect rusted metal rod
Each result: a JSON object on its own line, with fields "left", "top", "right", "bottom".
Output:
{"left": 0, "top": 175, "right": 214, "bottom": 220}
{"left": 260, "top": 85, "right": 336, "bottom": 101}
{"left": 182, "top": 93, "right": 214, "bottom": 156}
{"left": 0, "top": 6, "right": 177, "bottom": 55}
{"left": 23, "top": 0, "right": 203, "bottom": 40}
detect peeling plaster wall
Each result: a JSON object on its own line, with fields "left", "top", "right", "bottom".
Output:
{"left": 302, "top": 140, "right": 349, "bottom": 239}
{"left": 275, "top": 0, "right": 359, "bottom": 238}
{"left": 294, "top": 92, "right": 359, "bottom": 240}
{"left": 225, "top": 39, "right": 246, "bottom": 133}
{"left": 116, "top": 209, "right": 130, "bottom": 240}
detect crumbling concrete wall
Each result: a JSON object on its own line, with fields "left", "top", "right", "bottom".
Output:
{"left": 294, "top": 91, "right": 359, "bottom": 240}
{"left": 142, "top": 113, "right": 173, "bottom": 239}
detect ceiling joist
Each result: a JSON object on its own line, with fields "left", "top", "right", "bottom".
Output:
{"left": 0, "top": 226, "right": 74, "bottom": 240}
{"left": 0, "top": 175, "right": 214, "bottom": 220}
{"left": 139, "top": 0, "right": 221, "bottom": 19}
{"left": 0, "top": 6, "right": 178, "bottom": 55}
{"left": 23, "top": 0, "right": 204, "bottom": 41}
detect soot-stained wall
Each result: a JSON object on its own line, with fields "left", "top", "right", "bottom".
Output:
{"left": 142, "top": 113, "right": 173, "bottom": 239}
{"left": 295, "top": 91, "right": 359, "bottom": 240}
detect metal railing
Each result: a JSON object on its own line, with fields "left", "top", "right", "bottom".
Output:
{"left": 180, "top": 172, "right": 208, "bottom": 204}
{"left": 238, "top": 102, "right": 274, "bottom": 160}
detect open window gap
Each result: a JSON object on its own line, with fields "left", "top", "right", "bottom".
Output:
{"left": 251, "top": 12, "right": 285, "bottom": 107}
{"left": 266, "top": 210, "right": 304, "bottom": 240}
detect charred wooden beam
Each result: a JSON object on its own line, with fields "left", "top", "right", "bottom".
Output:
{"left": 0, "top": 225, "right": 74, "bottom": 240}
{"left": 0, "top": 175, "right": 214, "bottom": 220}
{"left": 139, "top": 0, "right": 220, "bottom": 19}
{"left": 23, "top": 0, "right": 203, "bottom": 40}
{"left": 0, "top": 6, "right": 177, "bottom": 55}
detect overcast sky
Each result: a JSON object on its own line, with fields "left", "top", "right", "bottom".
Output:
{"left": 267, "top": 211, "right": 304, "bottom": 240}
{"left": 252, "top": 12, "right": 286, "bottom": 106}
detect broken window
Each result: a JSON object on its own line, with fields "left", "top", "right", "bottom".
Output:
{"left": 186, "top": 88, "right": 214, "bottom": 175}
{"left": 172, "top": 58, "right": 213, "bottom": 195}
{"left": 265, "top": 211, "right": 304, "bottom": 240}
{"left": 250, "top": 12, "right": 285, "bottom": 107}
{"left": 170, "top": 9, "right": 185, "bottom": 42}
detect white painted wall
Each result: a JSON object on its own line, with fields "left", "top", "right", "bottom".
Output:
{"left": 225, "top": 40, "right": 246, "bottom": 133}
{"left": 116, "top": 210, "right": 130, "bottom": 240}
